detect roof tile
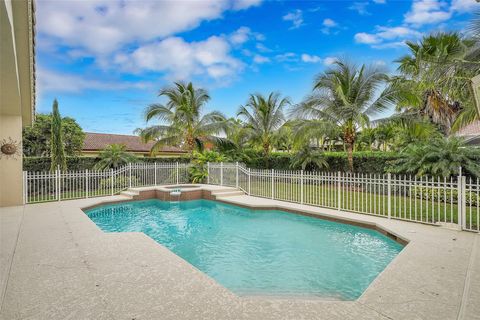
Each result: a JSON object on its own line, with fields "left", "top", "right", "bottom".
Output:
{"left": 82, "top": 132, "right": 185, "bottom": 153}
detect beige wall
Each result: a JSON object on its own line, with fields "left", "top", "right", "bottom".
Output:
{"left": 0, "top": 116, "right": 23, "bottom": 206}
{"left": 0, "top": 0, "right": 34, "bottom": 207}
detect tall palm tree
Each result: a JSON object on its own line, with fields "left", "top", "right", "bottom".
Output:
{"left": 392, "top": 32, "right": 480, "bottom": 133}
{"left": 137, "top": 82, "right": 227, "bottom": 154}
{"left": 291, "top": 60, "right": 395, "bottom": 171}
{"left": 237, "top": 92, "right": 290, "bottom": 158}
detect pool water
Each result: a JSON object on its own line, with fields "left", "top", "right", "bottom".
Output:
{"left": 85, "top": 199, "right": 403, "bottom": 300}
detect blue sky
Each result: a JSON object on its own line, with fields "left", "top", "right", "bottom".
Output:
{"left": 36, "top": 0, "right": 477, "bottom": 134}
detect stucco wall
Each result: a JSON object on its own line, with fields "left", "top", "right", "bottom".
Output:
{"left": 0, "top": 115, "right": 23, "bottom": 206}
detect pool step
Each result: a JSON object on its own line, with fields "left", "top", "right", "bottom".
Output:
{"left": 210, "top": 190, "right": 245, "bottom": 199}
{"left": 120, "top": 190, "right": 139, "bottom": 198}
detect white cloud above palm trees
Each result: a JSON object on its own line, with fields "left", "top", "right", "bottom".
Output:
{"left": 283, "top": 9, "right": 304, "bottom": 29}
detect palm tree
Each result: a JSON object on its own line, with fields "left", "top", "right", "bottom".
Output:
{"left": 290, "top": 145, "right": 328, "bottom": 171}
{"left": 137, "top": 82, "right": 227, "bottom": 154}
{"left": 392, "top": 137, "right": 480, "bottom": 178}
{"left": 94, "top": 144, "right": 137, "bottom": 170}
{"left": 237, "top": 92, "right": 290, "bottom": 159}
{"left": 393, "top": 32, "right": 480, "bottom": 133}
{"left": 50, "top": 99, "right": 67, "bottom": 171}
{"left": 374, "top": 124, "right": 396, "bottom": 151}
{"left": 291, "top": 60, "right": 395, "bottom": 171}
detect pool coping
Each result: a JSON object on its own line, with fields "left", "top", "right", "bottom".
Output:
{"left": 82, "top": 185, "right": 409, "bottom": 246}
{"left": 2, "top": 185, "right": 479, "bottom": 319}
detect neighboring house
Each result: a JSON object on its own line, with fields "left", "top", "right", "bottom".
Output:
{"left": 82, "top": 132, "right": 187, "bottom": 157}
{"left": 0, "top": 0, "right": 35, "bottom": 206}
{"left": 455, "top": 120, "right": 480, "bottom": 147}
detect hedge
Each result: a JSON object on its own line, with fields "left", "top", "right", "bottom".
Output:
{"left": 23, "top": 156, "right": 190, "bottom": 172}
{"left": 241, "top": 151, "right": 400, "bottom": 174}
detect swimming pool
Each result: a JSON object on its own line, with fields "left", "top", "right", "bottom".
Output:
{"left": 85, "top": 199, "right": 403, "bottom": 300}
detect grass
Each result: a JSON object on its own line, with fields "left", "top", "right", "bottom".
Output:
{"left": 244, "top": 181, "right": 479, "bottom": 230}
{"left": 26, "top": 178, "right": 479, "bottom": 231}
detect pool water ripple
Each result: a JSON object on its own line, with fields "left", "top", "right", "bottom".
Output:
{"left": 85, "top": 199, "right": 403, "bottom": 300}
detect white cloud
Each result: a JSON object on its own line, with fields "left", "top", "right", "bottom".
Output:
{"left": 355, "top": 32, "right": 380, "bottom": 44}
{"left": 232, "top": 0, "right": 262, "bottom": 10}
{"left": 37, "top": 68, "right": 151, "bottom": 93}
{"left": 301, "top": 54, "right": 322, "bottom": 63}
{"left": 349, "top": 2, "right": 370, "bottom": 15}
{"left": 256, "top": 43, "right": 271, "bottom": 53}
{"left": 229, "top": 27, "right": 265, "bottom": 46}
{"left": 323, "top": 57, "right": 338, "bottom": 66}
{"left": 323, "top": 18, "right": 338, "bottom": 28}
{"left": 115, "top": 36, "right": 244, "bottom": 82}
{"left": 355, "top": 26, "right": 421, "bottom": 46}
{"left": 373, "top": 60, "right": 387, "bottom": 66}
{"left": 36, "top": 0, "right": 261, "bottom": 56}
{"left": 283, "top": 9, "right": 304, "bottom": 29}
{"left": 253, "top": 54, "right": 270, "bottom": 64}
{"left": 373, "top": 0, "right": 386, "bottom": 4}
{"left": 229, "top": 27, "right": 252, "bottom": 45}
{"left": 321, "top": 18, "right": 340, "bottom": 35}
{"left": 275, "top": 52, "right": 298, "bottom": 62}
{"left": 451, "top": 0, "right": 479, "bottom": 12}
{"left": 404, "top": 0, "right": 451, "bottom": 26}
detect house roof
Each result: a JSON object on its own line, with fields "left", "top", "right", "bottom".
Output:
{"left": 455, "top": 120, "right": 480, "bottom": 137}
{"left": 82, "top": 132, "right": 186, "bottom": 153}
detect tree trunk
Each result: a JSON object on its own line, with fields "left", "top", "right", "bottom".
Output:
{"left": 346, "top": 143, "right": 354, "bottom": 172}
{"left": 263, "top": 142, "right": 270, "bottom": 167}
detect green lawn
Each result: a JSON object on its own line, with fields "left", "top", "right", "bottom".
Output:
{"left": 244, "top": 181, "right": 479, "bottom": 230}
{"left": 26, "top": 178, "right": 479, "bottom": 231}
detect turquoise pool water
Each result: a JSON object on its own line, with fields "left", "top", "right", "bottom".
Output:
{"left": 85, "top": 199, "right": 403, "bottom": 300}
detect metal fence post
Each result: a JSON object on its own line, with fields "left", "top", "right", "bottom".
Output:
{"left": 271, "top": 169, "right": 274, "bottom": 199}
{"left": 129, "top": 163, "right": 132, "bottom": 188}
{"left": 176, "top": 162, "right": 179, "bottom": 184}
{"left": 458, "top": 174, "right": 466, "bottom": 230}
{"left": 337, "top": 171, "right": 341, "bottom": 210}
{"left": 111, "top": 169, "right": 114, "bottom": 195}
{"left": 236, "top": 162, "right": 239, "bottom": 189}
{"left": 248, "top": 168, "right": 251, "bottom": 195}
{"left": 387, "top": 173, "right": 392, "bottom": 219}
{"left": 207, "top": 162, "right": 210, "bottom": 184}
{"left": 86, "top": 169, "right": 89, "bottom": 198}
{"left": 22, "top": 171, "right": 27, "bottom": 204}
{"left": 56, "top": 166, "right": 60, "bottom": 201}
{"left": 300, "top": 170, "right": 304, "bottom": 204}
{"left": 220, "top": 162, "right": 224, "bottom": 186}
{"left": 154, "top": 162, "right": 157, "bottom": 186}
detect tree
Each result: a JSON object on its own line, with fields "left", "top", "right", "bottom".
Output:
{"left": 23, "top": 114, "right": 85, "bottom": 157}
{"left": 137, "top": 82, "right": 227, "bottom": 154}
{"left": 94, "top": 144, "right": 137, "bottom": 170}
{"left": 237, "top": 92, "right": 290, "bottom": 159}
{"left": 392, "top": 137, "right": 480, "bottom": 178}
{"left": 189, "top": 150, "right": 226, "bottom": 183}
{"left": 290, "top": 145, "right": 328, "bottom": 171}
{"left": 291, "top": 60, "right": 395, "bottom": 171}
{"left": 392, "top": 32, "right": 480, "bottom": 133}
{"left": 50, "top": 99, "right": 67, "bottom": 171}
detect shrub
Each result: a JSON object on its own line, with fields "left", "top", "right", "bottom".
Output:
{"left": 98, "top": 176, "right": 140, "bottom": 190}
{"left": 23, "top": 156, "right": 190, "bottom": 172}
{"left": 237, "top": 151, "right": 399, "bottom": 173}
{"left": 414, "top": 187, "right": 478, "bottom": 206}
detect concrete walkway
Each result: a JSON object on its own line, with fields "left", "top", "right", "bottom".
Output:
{"left": 1, "top": 188, "right": 479, "bottom": 319}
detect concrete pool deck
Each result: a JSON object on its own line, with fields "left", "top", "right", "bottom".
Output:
{"left": 0, "top": 184, "right": 479, "bottom": 319}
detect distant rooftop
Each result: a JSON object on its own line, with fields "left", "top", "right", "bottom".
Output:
{"left": 456, "top": 120, "right": 480, "bottom": 137}
{"left": 82, "top": 132, "right": 186, "bottom": 153}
